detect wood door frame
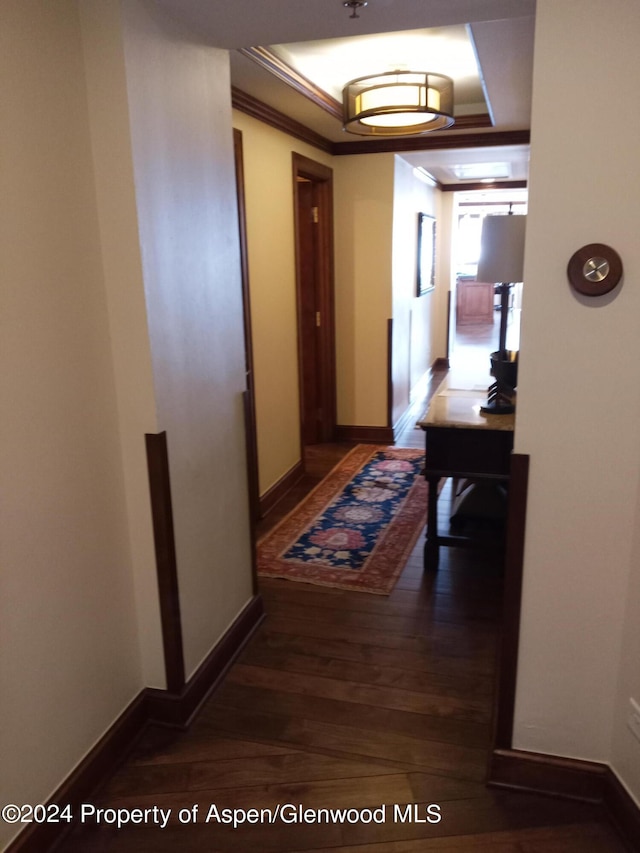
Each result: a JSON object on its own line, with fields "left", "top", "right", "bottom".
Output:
{"left": 292, "top": 153, "right": 337, "bottom": 447}
{"left": 233, "top": 129, "right": 260, "bottom": 588}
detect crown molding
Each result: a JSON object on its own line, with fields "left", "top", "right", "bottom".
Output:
{"left": 231, "top": 87, "right": 334, "bottom": 153}
{"left": 239, "top": 47, "right": 343, "bottom": 120}
{"left": 332, "top": 129, "right": 530, "bottom": 155}
{"left": 232, "top": 87, "right": 530, "bottom": 159}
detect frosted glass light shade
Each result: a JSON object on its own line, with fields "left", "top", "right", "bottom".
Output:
{"left": 477, "top": 215, "right": 527, "bottom": 283}
{"left": 343, "top": 71, "right": 454, "bottom": 136}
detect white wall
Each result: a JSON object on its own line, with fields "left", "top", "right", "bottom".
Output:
{"left": 0, "top": 3, "right": 143, "bottom": 848}
{"left": 391, "top": 157, "right": 443, "bottom": 424}
{"left": 121, "top": 0, "right": 254, "bottom": 678}
{"left": 613, "top": 477, "right": 640, "bottom": 800}
{"left": 514, "top": 0, "right": 640, "bottom": 798}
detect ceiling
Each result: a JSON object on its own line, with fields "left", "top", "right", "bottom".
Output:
{"left": 153, "top": 0, "right": 536, "bottom": 188}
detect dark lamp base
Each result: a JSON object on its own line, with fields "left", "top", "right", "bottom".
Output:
{"left": 481, "top": 399, "right": 515, "bottom": 415}
{"left": 481, "top": 381, "right": 515, "bottom": 415}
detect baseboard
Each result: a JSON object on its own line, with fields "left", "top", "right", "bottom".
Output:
{"left": 335, "top": 425, "right": 395, "bottom": 444}
{"left": 6, "top": 594, "right": 265, "bottom": 853}
{"left": 146, "top": 593, "right": 265, "bottom": 728}
{"left": 488, "top": 747, "right": 608, "bottom": 802}
{"left": 5, "top": 692, "right": 148, "bottom": 853}
{"left": 259, "top": 459, "right": 304, "bottom": 518}
{"left": 393, "top": 405, "right": 418, "bottom": 442}
{"left": 605, "top": 767, "right": 640, "bottom": 850}
{"left": 488, "top": 748, "right": 640, "bottom": 850}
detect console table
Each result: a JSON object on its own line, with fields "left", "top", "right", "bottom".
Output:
{"left": 418, "top": 379, "right": 514, "bottom": 570}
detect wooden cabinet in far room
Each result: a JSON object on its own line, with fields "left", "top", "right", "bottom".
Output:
{"left": 456, "top": 278, "right": 494, "bottom": 325}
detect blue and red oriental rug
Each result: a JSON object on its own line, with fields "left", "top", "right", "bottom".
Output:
{"left": 257, "top": 445, "right": 427, "bottom": 595}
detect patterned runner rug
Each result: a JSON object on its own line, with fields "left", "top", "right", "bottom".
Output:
{"left": 257, "top": 445, "right": 427, "bottom": 595}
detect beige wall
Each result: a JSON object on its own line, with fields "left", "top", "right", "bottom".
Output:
{"left": 391, "top": 157, "right": 445, "bottom": 425}
{"left": 0, "top": 3, "right": 143, "bottom": 847}
{"left": 122, "top": 1, "right": 254, "bottom": 678}
{"left": 232, "top": 115, "right": 404, "bottom": 489}
{"left": 232, "top": 120, "right": 447, "bottom": 488}
{"left": 231, "top": 112, "right": 333, "bottom": 495}
{"left": 333, "top": 154, "right": 394, "bottom": 427}
{"left": 80, "top": 0, "right": 164, "bottom": 688}
{"left": 514, "top": 0, "right": 640, "bottom": 802}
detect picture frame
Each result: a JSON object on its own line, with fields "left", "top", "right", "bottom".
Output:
{"left": 417, "top": 212, "right": 436, "bottom": 296}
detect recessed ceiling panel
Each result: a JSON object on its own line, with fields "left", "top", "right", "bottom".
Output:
{"left": 402, "top": 145, "right": 530, "bottom": 185}
{"left": 271, "top": 26, "right": 488, "bottom": 114}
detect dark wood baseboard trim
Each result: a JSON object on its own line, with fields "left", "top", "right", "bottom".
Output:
{"left": 5, "top": 693, "right": 148, "bottom": 853}
{"left": 335, "top": 425, "right": 395, "bottom": 444}
{"left": 605, "top": 767, "right": 640, "bottom": 850}
{"left": 432, "top": 356, "right": 450, "bottom": 370}
{"left": 488, "top": 748, "right": 640, "bottom": 850}
{"left": 6, "top": 594, "right": 265, "bottom": 853}
{"left": 259, "top": 459, "right": 304, "bottom": 518}
{"left": 145, "top": 594, "right": 265, "bottom": 729}
{"left": 393, "top": 405, "right": 418, "bottom": 442}
{"left": 489, "top": 748, "right": 608, "bottom": 803}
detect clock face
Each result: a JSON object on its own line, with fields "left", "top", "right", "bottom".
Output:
{"left": 567, "top": 243, "right": 622, "bottom": 296}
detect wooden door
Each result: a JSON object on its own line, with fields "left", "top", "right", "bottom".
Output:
{"left": 292, "top": 155, "right": 336, "bottom": 447}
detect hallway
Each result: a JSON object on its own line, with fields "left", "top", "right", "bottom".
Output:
{"left": 57, "top": 325, "right": 626, "bottom": 852}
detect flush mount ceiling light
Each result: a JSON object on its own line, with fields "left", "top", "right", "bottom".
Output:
{"left": 343, "top": 0, "right": 367, "bottom": 18}
{"left": 342, "top": 70, "right": 454, "bottom": 136}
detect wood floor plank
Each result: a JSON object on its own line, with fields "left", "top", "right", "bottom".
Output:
{"left": 259, "top": 580, "right": 502, "bottom": 624}
{"left": 252, "top": 628, "right": 497, "bottom": 678}
{"left": 316, "top": 793, "right": 605, "bottom": 850}
{"left": 61, "top": 793, "right": 613, "bottom": 853}
{"left": 289, "top": 820, "right": 627, "bottom": 852}
{"left": 128, "top": 728, "right": 296, "bottom": 767}
{"left": 105, "top": 752, "right": 413, "bottom": 799}
{"left": 226, "top": 663, "right": 492, "bottom": 723}
{"left": 238, "top": 643, "right": 495, "bottom": 698}
{"left": 198, "top": 703, "right": 489, "bottom": 781}
{"left": 261, "top": 615, "right": 498, "bottom": 663}
{"left": 262, "top": 598, "right": 499, "bottom": 643}
{"left": 206, "top": 681, "right": 492, "bottom": 750}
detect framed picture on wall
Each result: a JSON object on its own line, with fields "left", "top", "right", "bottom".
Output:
{"left": 417, "top": 212, "right": 436, "bottom": 296}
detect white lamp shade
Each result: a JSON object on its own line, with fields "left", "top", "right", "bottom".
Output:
{"left": 477, "top": 214, "right": 526, "bottom": 283}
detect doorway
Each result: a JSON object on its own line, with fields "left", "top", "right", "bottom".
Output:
{"left": 449, "top": 189, "right": 527, "bottom": 379}
{"left": 292, "top": 154, "right": 337, "bottom": 448}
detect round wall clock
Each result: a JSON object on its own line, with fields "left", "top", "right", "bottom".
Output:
{"left": 567, "top": 243, "right": 623, "bottom": 296}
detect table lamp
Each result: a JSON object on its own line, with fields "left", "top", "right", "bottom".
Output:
{"left": 476, "top": 213, "right": 526, "bottom": 414}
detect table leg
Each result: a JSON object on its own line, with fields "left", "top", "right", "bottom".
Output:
{"left": 424, "top": 475, "right": 440, "bottom": 572}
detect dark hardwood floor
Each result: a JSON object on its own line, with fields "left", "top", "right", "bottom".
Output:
{"left": 57, "top": 323, "right": 627, "bottom": 852}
